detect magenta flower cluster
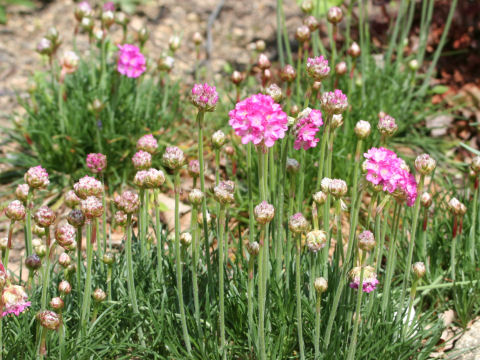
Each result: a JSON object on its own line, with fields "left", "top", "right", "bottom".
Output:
{"left": 364, "top": 147, "right": 417, "bottom": 206}
{"left": 86, "top": 153, "right": 107, "bottom": 174}
{"left": 117, "top": 44, "right": 146, "bottom": 78}
{"left": 191, "top": 83, "right": 219, "bottom": 112}
{"left": 293, "top": 109, "right": 323, "bottom": 150}
{"left": 229, "top": 94, "right": 288, "bottom": 148}
{"left": 349, "top": 277, "right": 379, "bottom": 293}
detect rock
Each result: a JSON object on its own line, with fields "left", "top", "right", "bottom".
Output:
{"left": 425, "top": 114, "right": 453, "bottom": 137}
{"left": 451, "top": 320, "right": 480, "bottom": 359}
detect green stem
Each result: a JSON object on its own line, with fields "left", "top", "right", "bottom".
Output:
{"left": 25, "top": 191, "right": 33, "bottom": 257}
{"left": 215, "top": 148, "right": 220, "bottom": 186}
{"left": 3, "top": 222, "right": 13, "bottom": 269}
{"left": 296, "top": 150, "right": 306, "bottom": 211}
{"left": 101, "top": 176, "right": 108, "bottom": 253}
{"left": 403, "top": 278, "right": 419, "bottom": 338}
{"left": 80, "top": 222, "right": 93, "bottom": 336}
{"left": 247, "top": 142, "right": 255, "bottom": 245}
{"left": 314, "top": 292, "right": 322, "bottom": 360}
{"left": 346, "top": 263, "right": 365, "bottom": 360}
{"left": 139, "top": 189, "right": 146, "bottom": 257}
{"left": 247, "top": 254, "right": 255, "bottom": 349}
{"left": 285, "top": 174, "right": 296, "bottom": 290}
{"left": 154, "top": 190, "right": 164, "bottom": 283}
{"left": 191, "top": 205, "right": 201, "bottom": 336}
{"left": 218, "top": 206, "right": 227, "bottom": 360}
{"left": 315, "top": 122, "right": 330, "bottom": 189}
{"left": 40, "top": 227, "right": 51, "bottom": 310}
{"left": 295, "top": 234, "right": 305, "bottom": 360}
{"left": 468, "top": 180, "right": 478, "bottom": 264}
{"left": 174, "top": 172, "right": 191, "bottom": 353}
{"left": 107, "top": 265, "right": 112, "bottom": 302}
{"left": 451, "top": 232, "right": 457, "bottom": 283}
{"left": 76, "top": 228, "right": 83, "bottom": 304}
{"left": 258, "top": 227, "right": 266, "bottom": 360}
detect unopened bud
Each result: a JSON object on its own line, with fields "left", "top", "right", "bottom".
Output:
{"left": 212, "top": 130, "right": 227, "bottom": 149}
{"left": 58, "top": 280, "right": 71, "bottom": 295}
{"left": 255, "top": 40, "right": 266, "bottom": 52}
{"left": 25, "top": 254, "right": 42, "bottom": 271}
{"left": 37, "top": 310, "right": 61, "bottom": 330}
{"left": 303, "top": 16, "right": 319, "bottom": 32}
{"left": 327, "top": 6, "right": 343, "bottom": 24}
{"left": 214, "top": 181, "right": 235, "bottom": 205}
{"left": 169, "top": 35, "right": 181, "bottom": 53}
{"left": 314, "top": 277, "right": 328, "bottom": 293}
{"left": 301, "top": 0, "right": 313, "bottom": 14}
{"left": 415, "top": 154, "right": 436, "bottom": 175}
{"left": 354, "top": 120, "right": 371, "bottom": 139}
{"left": 93, "top": 288, "right": 107, "bottom": 302}
{"left": 266, "top": 83, "right": 283, "bottom": 103}
{"left": 247, "top": 241, "right": 260, "bottom": 256}
{"left": 420, "top": 192, "right": 432, "bottom": 208}
{"left": 335, "top": 61, "right": 348, "bottom": 76}
{"left": 295, "top": 25, "right": 311, "bottom": 43}
{"left": 103, "top": 252, "right": 115, "bottom": 265}
{"left": 193, "top": 31, "right": 203, "bottom": 45}
{"left": 378, "top": 114, "right": 398, "bottom": 137}
{"left": 280, "top": 65, "right": 296, "bottom": 83}
{"left": 313, "top": 191, "right": 327, "bottom": 205}
{"left": 286, "top": 158, "right": 300, "bottom": 174}
{"left": 412, "top": 262, "right": 426, "bottom": 278}
{"left": 289, "top": 213, "right": 309, "bottom": 234}
{"left": 306, "top": 230, "right": 327, "bottom": 252}
{"left": 189, "top": 189, "right": 204, "bottom": 206}
{"left": 348, "top": 42, "right": 361, "bottom": 58}
{"left": 231, "top": 71, "right": 244, "bottom": 85}
{"left": 58, "top": 253, "right": 71, "bottom": 268}
{"left": 180, "top": 232, "right": 192, "bottom": 247}
{"left": 471, "top": 156, "right": 480, "bottom": 173}
{"left": 358, "top": 230, "right": 375, "bottom": 252}
{"left": 50, "top": 297, "right": 64, "bottom": 311}
{"left": 163, "top": 146, "right": 185, "bottom": 171}
{"left": 254, "top": 201, "right": 275, "bottom": 225}
{"left": 408, "top": 59, "right": 419, "bottom": 71}
{"left": 257, "top": 53, "right": 271, "bottom": 70}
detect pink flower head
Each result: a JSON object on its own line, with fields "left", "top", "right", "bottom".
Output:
{"left": 320, "top": 89, "right": 348, "bottom": 115}
{"left": 349, "top": 266, "right": 379, "bottom": 293}
{"left": 229, "top": 94, "right": 288, "bottom": 148}
{"left": 132, "top": 150, "right": 152, "bottom": 170}
{"left": 191, "top": 83, "right": 219, "bottom": 112}
{"left": 75, "top": 1, "right": 93, "bottom": 21}
{"left": 86, "top": 153, "right": 107, "bottom": 174}
{"left": 306, "top": 56, "right": 330, "bottom": 81}
{"left": 136, "top": 134, "right": 158, "bottom": 154}
{"left": 293, "top": 109, "right": 323, "bottom": 150}
{"left": 24, "top": 166, "right": 49, "bottom": 189}
{"left": 1, "top": 284, "right": 31, "bottom": 317}
{"left": 363, "top": 147, "right": 417, "bottom": 206}
{"left": 117, "top": 44, "right": 146, "bottom": 78}
{"left": 74, "top": 175, "right": 103, "bottom": 199}
{"left": 103, "top": 1, "right": 115, "bottom": 11}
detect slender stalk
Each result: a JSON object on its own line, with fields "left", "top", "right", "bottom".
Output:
{"left": 174, "top": 172, "right": 191, "bottom": 353}
{"left": 257, "top": 227, "right": 266, "bottom": 360}
{"left": 3, "top": 221, "right": 14, "bottom": 269}
{"left": 101, "top": 175, "right": 108, "bottom": 254}
{"left": 403, "top": 277, "right": 419, "bottom": 338}
{"left": 314, "top": 291, "right": 323, "bottom": 360}
{"left": 346, "top": 263, "right": 365, "bottom": 360}
{"left": 79, "top": 221, "right": 94, "bottom": 336}
{"left": 191, "top": 205, "right": 201, "bottom": 335}
{"left": 247, "top": 251, "right": 255, "bottom": 349}
{"left": 154, "top": 190, "right": 164, "bottom": 282}
{"left": 451, "top": 227, "right": 457, "bottom": 283}
{"left": 296, "top": 150, "right": 306, "bottom": 211}
{"left": 40, "top": 227, "right": 52, "bottom": 310}
{"left": 25, "top": 191, "right": 33, "bottom": 257}
{"left": 218, "top": 206, "right": 227, "bottom": 360}
{"left": 139, "top": 189, "right": 146, "bottom": 257}
{"left": 315, "top": 122, "right": 330, "bottom": 189}
{"left": 215, "top": 148, "right": 220, "bottom": 186}
{"left": 285, "top": 174, "right": 296, "bottom": 290}
{"left": 295, "top": 233, "right": 305, "bottom": 360}
{"left": 107, "top": 264, "right": 112, "bottom": 302}
{"left": 468, "top": 179, "right": 478, "bottom": 264}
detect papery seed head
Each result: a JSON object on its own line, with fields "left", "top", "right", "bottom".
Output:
{"left": 328, "top": 179, "right": 348, "bottom": 198}
{"left": 5, "top": 200, "right": 26, "bottom": 222}
{"left": 415, "top": 154, "right": 436, "bottom": 175}
{"left": 303, "top": 15, "right": 319, "bottom": 32}
{"left": 358, "top": 230, "right": 375, "bottom": 252}
{"left": 412, "top": 262, "right": 426, "bottom": 278}
{"left": 93, "top": 288, "right": 107, "bottom": 302}
{"left": 74, "top": 176, "right": 103, "bottom": 199}
{"left": 448, "top": 197, "right": 466, "bottom": 216}
{"left": 301, "top": 0, "right": 313, "bottom": 13}
{"left": 193, "top": 31, "right": 203, "bottom": 45}
{"left": 257, "top": 53, "right": 271, "bottom": 70}
{"left": 55, "top": 224, "right": 76, "bottom": 250}
{"left": 25, "top": 254, "right": 42, "bottom": 271}
{"left": 420, "top": 192, "right": 432, "bottom": 208}
{"left": 214, "top": 180, "right": 235, "bottom": 205}
{"left": 81, "top": 196, "right": 104, "bottom": 219}
{"left": 295, "top": 25, "right": 311, "bottom": 42}
{"left": 306, "top": 230, "right": 327, "bottom": 252}
{"left": 313, "top": 191, "right": 327, "bottom": 205}
{"left": 15, "top": 184, "right": 29, "bottom": 203}
{"left": 280, "top": 64, "right": 296, "bottom": 82}
{"left": 136, "top": 134, "right": 158, "bottom": 154}
{"left": 335, "top": 61, "right": 347, "bottom": 76}
{"left": 231, "top": 70, "right": 244, "bottom": 85}
{"left": 254, "top": 201, "right": 275, "bottom": 225}
{"left": 37, "top": 310, "right": 60, "bottom": 330}
{"left": 162, "top": 146, "right": 185, "bottom": 170}
{"left": 286, "top": 158, "right": 300, "bottom": 174}
{"left": 60, "top": 51, "right": 79, "bottom": 74}
{"left": 25, "top": 166, "right": 50, "bottom": 189}
{"left": 50, "top": 297, "right": 64, "bottom": 310}
{"left": 1, "top": 284, "right": 30, "bottom": 317}
{"left": 247, "top": 241, "right": 260, "bottom": 256}
{"left": 65, "top": 190, "right": 81, "bottom": 208}
{"left": 354, "top": 120, "right": 371, "bottom": 139}
{"left": 34, "top": 206, "right": 56, "bottom": 227}
{"left": 58, "top": 280, "right": 71, "bottom": 295}
{"left": 266, "top": 84, "right": 283, "bottom": 103}
{"left": 314, "top": 277, "right": 328, "bottom": 293}
{"left": 348, "top": 42, "right": 361, "bottom": 58}
{"left": 157, "top": 54, "right": 175, "bottom": 72}
{"left": 289, "top": 213, "right": 309, "bottom": 234}
{"left": 188, "top": 189, "right": 204, "bottom": 206}
{"left": 212, "top": 130, "right": 227, "bottom": 149}
{"left": 327, "top": 6, "right": 343, "bottom": 24}
{"left": 58, "top": 253, "right": 71, "bottom": 267}
{"left": 180, "top": 232, "right": 192, "bottom": 247}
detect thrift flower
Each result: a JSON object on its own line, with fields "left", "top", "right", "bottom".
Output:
{"left": 117, "top": 44, "right": 146, "bottom": 78}
{"left": 132, "top": 150, "right": 152, "bottom": 170}
{"left": 293, "top": 108, "right": 323, "bottom": 150}
{"left": 320, "top": 90, "right": 348, "bottom": 115}
{"left": 349, "top": 266, "right": 379, "bottom": 293}
{"left": 24, "top": 166, "right": 49, "bottom": 189}
{"left": 306, "top": 56, "right": 330, "bottom": 81}
{"left": 74, "top": 176, "right": 103, "bottom": 199}
{"left": 86, "top": 153, "right": 107, "bottom": 174}
{"left": 5, "top": 200, "right": 26, "bottom": 222}
{"left": 136, "top": 134, "right": 158, "bottom": 154}
{"left": 1, "top": 284, "right": 31, "bottom": 317}
{"left": 15, "top": 184, "right": 29, "bottom": 203}
{"left": 191, "top": 83, "right": 219, "bottom": 112}
{"left": 229, "top": 94, "right": 288, "bottom": 148}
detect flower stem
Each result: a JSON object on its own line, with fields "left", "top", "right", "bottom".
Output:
{"left": 80, "top": 222, "right": 94, "bottom": 336}
{"left": 107, "top": 265, "right": 112, "bottom": 302}
{"left": 247, "top": 252, "right": 255, "bottom": 349}
{"left": 247, "top": 143, "right": 255, "bottom": 246}
{"left": 468, "top": 179, "right": 479, "bottom": 265}
{"left": 25, "top": 191, "right": 33, "bottom": 257}
{"left": 40, "top": 226, "right": 52, "bottom": 310}
{"left": 403, "top": 277, "right": 419, "bottom": 338}
{"left": 346, "top": 264, "right": 365, "bottom": 360}
{"left": 295, "top": 234, "right": 305, "bottom": 360}
{"left": 154, "top": 190, "right": 164, "bottom": 283}
{"left": 314, "top": 292, "right": 323, "bottom": 360}
{"left": 3, "top": 221, "right": 14, "bottom": 269}
{"left": 191, "top": 205, "right": 202, "bottom": 337}
{"left": 296, "top": 149, "right": 306, "bottom": 211}
{"left": 174, "top": 171, "right": 191, "bottom": 353}
{"left": 215, "top": 148, "right": 220, "bottom": 186}
{"left": 76, "top": 227, "right": 83, "bottom": 304}
{"left": 218, "top": 205, "right": 227, "bottom": 360}
{"left": 257, "top": 227, "right": 266, "bottom": 360}
{"left": 316, "top": 123, "right": 330, "bottom": 189}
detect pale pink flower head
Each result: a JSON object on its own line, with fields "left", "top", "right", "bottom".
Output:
{"left": 132, "top": 150, "right": 152, "bottom": 170}
{"left": 5, "top": 200, "right": 26, "bottom": 222}
{"left": 191, "top": 83, "right": 219, "bottom": 112}
{"left": 34, "top": 206, "right": 56, "bottom": 228}
{"left": 188, "top": 160, "right": 200, "bottom": 178}
{"left": 24, "top": 166, "right": 49, "bottom": 189}
{"left": 74, "top": 176, "right": 103, "bottom": 199}
{"left": 81, "top": 196, "right": 104, "bottom": 219}
{"left": 115, "top": 191, "right": 139, "bottom": 214}
{"left": 15, "top": 184, "right": 29, "bottom": 203}
{"left": 349, "top": 266, "right": 379, "bottom": 293}
{"left": 293, "top": 108, "right": 323, "bottom": 150}
{"left": 36, "top": 310, "right": 61, "bottom": 330}
{"left": 117, "top": 44, "right": 146, "bottom": 78}
{"left": 75, "top": 1, "right": 93, "bottom": 22}
{"left": 363, "top": 147, "right": 417, "bottom": 206}
{"left": 378, "top": 114, "right": 398, "bottom": 137}
{"left": 320, "top": 89, "right": 348, "bottom": 115}
{"left": 103, "top": 1, "right": 115, "bottom": 11}
{"left": 55, "top": 224, "right": 76, "bottom": 250}
{"left": 306, "top": 56, "right": 330, "bottom": 81}
{"left": 86, "top": 153, "right": 107, "bottom": 174}
{"left": 229, "top": 94, "right": 288, "bottom": 149}
{"left": 1, "top": 284, "right": 31, "bottom": 317}
{"left": 60, "top": 51, "right": 80, "bottom": 74}
{"left": 136, "top": 134, "right": 158, "bottom": 154}
{"left": 65, "top": 190, "right": 81, "bottom": 208}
